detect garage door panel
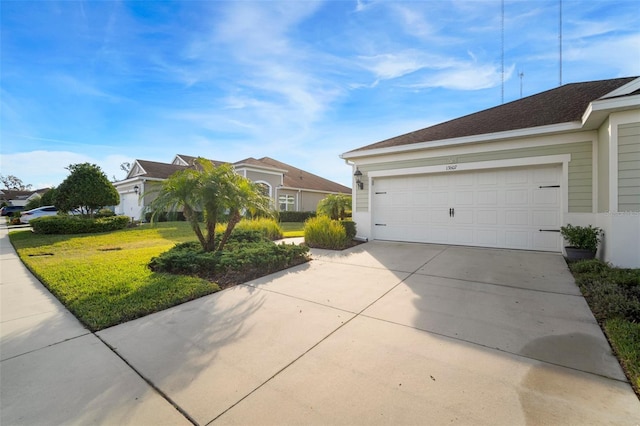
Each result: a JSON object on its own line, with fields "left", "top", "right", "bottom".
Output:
{"left": 454, "top": 210, "right": 473, "bottom": 225}
{"left": 505, "top": 231, "right": 530, "bottom": 248}
{"left": 505, "top": 189, "right": 529, "bottom": 205}
{"left": 533, "top": 188, "right": 559, "bottom": 204}
{"left": 455, "top": 191, "right": 474, "bottom": 205}
{"left": 475, "top": 229, "right": 499, "bottom": 246}
{"left": 505, "top": 210, "right": 529, "bottom": 226}
{"left": 477, "top": 210, "right": 498, "bottom": 225}
{"left": 430, "top": 191, "right": 449, "bottom": 205}
{"left": 372, "top": 164, "right": 562, "bottom": 252}
{"left": 506, "top": 169, "right": 529, "bottom": 184}
{"left": 532, "top": 210, "right": 559, "bottom": 227}
{"left": 477, "top": 190, "right": 498, "bottom": 205}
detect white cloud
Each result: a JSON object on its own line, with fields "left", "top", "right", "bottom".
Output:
{"left": 412, "top": 63, "right": 515, "bottom": 91}
{"left": 0, "top": 151, "right": 133, "bottom": 188}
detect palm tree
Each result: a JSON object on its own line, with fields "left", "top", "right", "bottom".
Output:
{"left": 147, "top": 158, "right": 273, "bottom": 252}
{"left": 317, "top": 194, "right": 352, "bottom": 220}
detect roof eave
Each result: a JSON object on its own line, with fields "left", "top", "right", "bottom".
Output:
{"left": 582, "top": 94, "right": 640, "bottom": 129}
{"left": 341, "top": 121, "right": 583, "bottom": 160}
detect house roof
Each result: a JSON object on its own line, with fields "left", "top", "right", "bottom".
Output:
{"left": 174, "top": 154, "right": 227, "bottom": 168}
{"left": 347, "top": 76, "right": 638, "bottom": 154}
{"left": 251, "top": 157, "right": 351, "bottom": 194}
{"left": 126, "top": 156, "right": 351, "bottom": 194}
{"left": 131, "top": 159, "right": 187, "bottom": 179}
{"left": 0, "top": 188, "right": 51, "bottom": 202}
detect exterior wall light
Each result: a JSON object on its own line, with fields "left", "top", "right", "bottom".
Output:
{"left": 354, "top": 169, "right": 364, "bottom": 190}
{"left": 133, "top": 185, "right": 139, "bottom": 194}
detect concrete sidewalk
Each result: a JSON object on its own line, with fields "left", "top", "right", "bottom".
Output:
{"left": 0, "top": 225, "right": 190, "bottom": 425}
{"left": 2, "top": 225, "right": 639, "bottom": 425}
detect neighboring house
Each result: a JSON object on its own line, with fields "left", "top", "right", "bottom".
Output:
{"left": 0, "top": 188, "right": 50, "bottom": 207}
{"left": 341, "top": 76, "right": 640, "bottom": 268}
{"left": 114, "top": 154, "right": 350, "bottom": 220}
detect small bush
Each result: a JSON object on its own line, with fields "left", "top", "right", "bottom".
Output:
{"left": 340, "top": 220, "right": 357, "bottom": 240}
{"left": 31, "top": 215, "right": 130, "bottom": 234}
{"left": 95, "top": 208, "right": 116, "bottom": 218}
{"left": 278, "top": 211, "right": 316, "bottom": 223}
{"left": 304, "top": 216, "right": 350, "bottom": 250}
{"left": 149, "top": 239, "right": 310, "bottom": 286}
{"left": 217, "top": 218, "right": 283, "bottom": 241}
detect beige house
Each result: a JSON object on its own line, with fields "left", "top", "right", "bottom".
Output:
{"left": 114, "top": 154, "right": 350, "bottom": 220}
{"left": 342, "top": 77, "right": 640, "bottom": 268}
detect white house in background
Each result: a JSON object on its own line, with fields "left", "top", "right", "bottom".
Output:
{"left": 342, "top": 76, "right": 640, "bottom": 268}
{"left": 114, "top": 154, "right": 350, "bottom": 221}
{"left": 0, "top": 188, "right": 50, "bottom": 207}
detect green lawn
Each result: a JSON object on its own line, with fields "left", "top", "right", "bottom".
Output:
{"left": 9, "top": 222, "right": 219, "bottom": 331}
{"left": 280, "top": 222, "right": 305, "bottom": 237}
{"left": 567, "top": 260, "right": 640, "bottom": 396}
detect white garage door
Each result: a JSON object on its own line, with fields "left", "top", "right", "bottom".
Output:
{"left": 372, "top": 164, "right": 562, "bottom": 251}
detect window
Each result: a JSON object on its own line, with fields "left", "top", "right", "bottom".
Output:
{"left": 279, "top": 194, "right": 295, "bottom": 211}
{"left": 255, "top": 182, "right": 270, "bottom": 197}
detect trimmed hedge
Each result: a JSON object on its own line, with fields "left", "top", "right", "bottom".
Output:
{"left": 148, "top": 235, "right": 310, "bottom": 285}
{"left": 31, "top": 215, "right": 130, "bottom": 234}
{"left": 278, "top": 211, "right": 316, "bottom": 223}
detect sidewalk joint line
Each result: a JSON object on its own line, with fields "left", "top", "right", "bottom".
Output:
{"left": 93, "top": 333, "right": 199, "bottom": 426}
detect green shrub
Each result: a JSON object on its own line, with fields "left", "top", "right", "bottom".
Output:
{"left": 570, "top": 260, "right": 640, "bottom": 323}
{"left": 218, "top": 218, "right": 283, "bottom": 241}
{"left": 149, "top": 239, "right": 310, "bottom": 284}
{"left": 95, "top": 208, "right": 116, "bottom": 218}
{"left": 560, "top": 224, "right": 603, "bottom": 251}
{"left": 340, "top": 220, "right": 357, "bottom": 240}
{"left": 31, "top": 215, "right": 130, "bottom": 234}
{"left": 278, "top": 211, "right": 316, "bottom": 222}
{"left": 304, "top": 216, "right": 350, "bottom": 250}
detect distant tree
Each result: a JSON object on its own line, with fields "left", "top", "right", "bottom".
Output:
{"left": 55, "top": 163, "right": 119, "bottom": 218}
{"left": 23, "top": 187, "right": 57, "bottom": 210}
{"left": 40, "top": 187, "right": 57, "bottom": 206}
{"left": 316, "top": 194, "right": 352, "bottom": 220}
{"left": 0, "top": 174, "right": 32, "bottom": 191}
{"left": 120, "top": 162, "right": 131, "bottom": 173}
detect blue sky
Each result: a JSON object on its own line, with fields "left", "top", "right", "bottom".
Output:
{"left": 1, "top": 0, "right": 639, "bottom": 189}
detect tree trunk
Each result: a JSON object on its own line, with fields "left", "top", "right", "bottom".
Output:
{"left": 217, "top": 210, "right": 242, "bottom": 252}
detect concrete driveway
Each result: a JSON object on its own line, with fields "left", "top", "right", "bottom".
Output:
{"left": 3, "top": 237, "right": 640, "bottom": 424}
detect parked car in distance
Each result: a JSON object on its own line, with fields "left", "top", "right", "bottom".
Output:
{"left": 20, "top": 206, "right": 59, "bottom": 224}
{"left": 1, "top": 205, "right": 25, "bottom": 216}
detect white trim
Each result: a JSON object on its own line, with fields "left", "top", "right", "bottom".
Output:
{"left": 279, "top": 186, "right": 349, "bottom": 195}
{"left": 368, "top": 154, "right": 571, "bottom": 178}
{"left": 342, "top": 122, "right": 582, "bottom": 160}
{"left": 350, "top": 131, "right": 595, "bottom": 166}
{"left": 235, "top": 164, "right": 287, "bottom": 175}
{"left": 599, "top": 77, "right": 640, "bottom": 99}
{"left": 253, "top": 180, "right": 272, "bottom": 197}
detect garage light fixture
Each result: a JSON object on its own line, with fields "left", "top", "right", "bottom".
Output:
{"left": 354, "top": 169, "right": 364, "bottom": 190}
{"left": 133, "top": 185, "right": 139, "bottom": 195}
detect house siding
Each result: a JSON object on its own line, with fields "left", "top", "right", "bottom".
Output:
{"left": 597, "top": 118, "right": 611, "bottom": 212}
{"left": 356, "top": 141, "right": 593, "bottom": 213}
{"left": 618, "top": 122, "right": 640, "bottom": 212}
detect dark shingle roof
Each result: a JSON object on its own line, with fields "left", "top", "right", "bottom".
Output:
{"left": 134, "top": 160, "right": 187, "bottom": 179}
{"left": 175, "top": 154, "right": 227, "bottom": 168}
{"left": 238, "top": 157, "right": 351, "bottom": 194}
{"left": 350, "top": 77, "right": 637, "bottom": 152}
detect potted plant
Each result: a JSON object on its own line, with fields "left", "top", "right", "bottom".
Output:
{"left": 560, "top": 224, "right": 603, "bottom": 261}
